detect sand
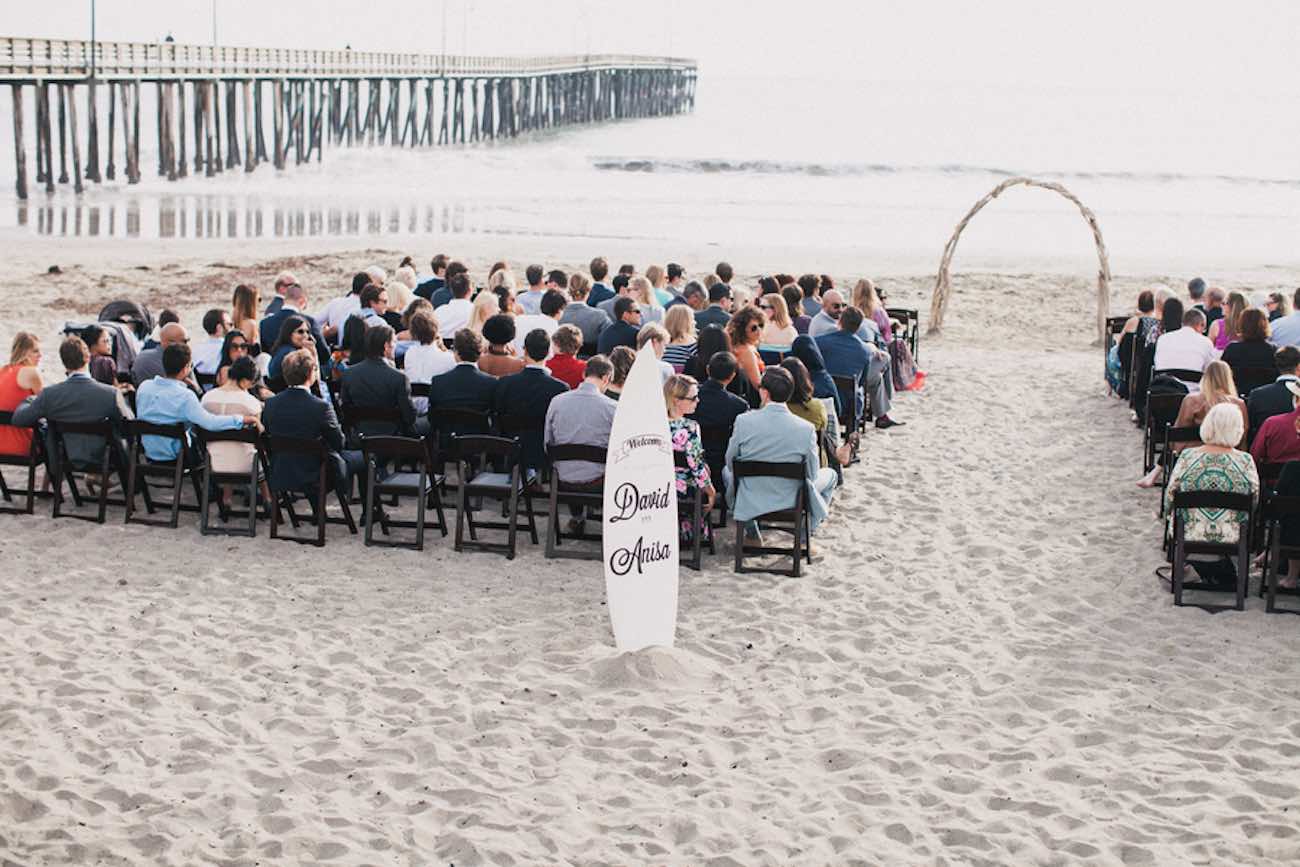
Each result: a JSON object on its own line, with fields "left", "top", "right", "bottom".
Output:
{"left": 1, "top": 238, "right": 1299, "bottom": 865}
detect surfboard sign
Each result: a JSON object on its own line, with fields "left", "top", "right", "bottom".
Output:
{"left": 603, "top": 346, "right": 680, "bottom": 652}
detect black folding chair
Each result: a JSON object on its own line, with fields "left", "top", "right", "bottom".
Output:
{"left": 451, "top": 434, "right": 537, "bottom": 560}
{"left": 732, "top": 460, "right": 811, "bottom": 578}
{"left": 1158, "top": 426, "right": 1202, "bottom": 519}
{"left": 830, "top": 374, "right": 862, "bottom": 464}
{"left": 194, "top": 371, "right": 218, "bottom": 392}
{"left": 47, "top": 418, "right": 126, "bottom": 524}
{"left": 886, "top": 307, "right": 920, "bottom": 363}
{"left": 340, "top": 403, "right": 403, "bottom": 449}
{"left": 409, "top": 382, "right": 431, "bottom": 401}
{"left": 1143, "top": 392, "right": 1186, "bottom": 473}
{"left": 265, "top": 435, "right": 358, "bottom": 547}
{"left": 362, "top": 435, "right": 447, "bottom": 551}
{"left": 1231, "top": 366, "right": 1278, "bottom": 400}
{"left": 1260, "top": 493, "right": 1300, "bottom": 614}
{"left": 0, "top": 410, "right": 44, "bottom": 515}
{"left": 544, "top": 443, "right": 606, "bottom": 560}
{"left": 428, "top": 406, "right": 493, "bottom": 490}
{"left": 124, "top": 420, "right": 207, "bottom": 528}
{"left": 196, "top": 427, "right": 268, "bottom": 537}
{"left": 497, "top": 412, "right": 548, "bottom": 499}
{"left": 1169, "top": 489, "right": 1253, "bottom": 611}
{"left": 674, "top": 449, "right": 714, "bottom": 570}
{"left": 1152, "top": 368, "right": 1204, "bottom": 386}
{"left": 698, "top": 423, "right": 731, "bottom": 529}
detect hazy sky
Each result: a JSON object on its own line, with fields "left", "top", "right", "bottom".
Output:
{"left": 14, "top": 0, "right": 1300, "bottom": 94}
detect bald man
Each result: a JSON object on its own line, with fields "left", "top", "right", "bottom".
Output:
{"left": 131, "top": 322, "right": 192, "bottom": 387}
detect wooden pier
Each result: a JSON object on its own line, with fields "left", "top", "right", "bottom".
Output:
{"left": 1, "top": 37, "right": 698, "bottom": 200}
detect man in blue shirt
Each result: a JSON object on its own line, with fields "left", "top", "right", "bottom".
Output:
{"left": 135, "top": 344, "right": 257, "bottom": 462}
{"left": 815, "top": 306, "right": 903, "bottom": 429}
{"left": 1269, "top": 288, "right": 1300, "bottom": 346}
{"left": 518, "top": 264, "right": 547, "bottom": 315}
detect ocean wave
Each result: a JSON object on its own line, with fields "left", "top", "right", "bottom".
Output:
{"left": 590, "top": 157, "right": 1300, "bottom": 188}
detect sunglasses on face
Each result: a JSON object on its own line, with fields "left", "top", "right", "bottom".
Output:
{"left": 827, "top": 303, "right": 844, "bottom": 311}
{"left": 294, "top": 327, "right": 310, "bottom": 335}
{"left": 747, "top": 324, "right": 761, "bottom": 333}
{"left": 230, "top": 342, "right": 248, "bottom": 350}
{"left": 684, "top": 392, "right": 700, "bottom": 401}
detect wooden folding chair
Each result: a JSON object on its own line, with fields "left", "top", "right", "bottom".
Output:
{"left": 47, "top": 418, "right": 126, "bottom": 524}
{"left": 674, "top": 449, "right": 714, "bottom": 571}
{"left": 544, "top": 443, "right": 606, "bottom": 561}
{"left": 452, "top": 434, "right": 537, "bottom": 560}
{"left": 1260, "top": 493, "right": 1300, "bottom": 614}
{"left": 362, "top": 435, "right": 447, "bottom": 551}
{"left": 1143, "top": 392, "right": 1186, "bottom": 474}
{"left": 1169, "top": 489, "right": 1253, "bottom": 612}
{"left": 194, "top": 371, "right": 218, "bottom": 392}
{"left": 1158, "top": 426, "right": 1202, "bottom": 519}
{"left": 196, "top": 427, "right": 268, "bottom": 537}
{"left": 265, "top": 435, "right": 358, "bottom": 547}
{"left": 124, "top": 420, "right": 207, "bottom": 529}
{"left": 428, "top": 406, "right": 493, "bottom": 492}
{"left": 732, "top": 460, "right": 811, "bottom": 578}
{"left": 340, "top": 403, "right": 403, "bottom": 448}
{"left": 0, "top": 410, "right": 44, "bottom": 515}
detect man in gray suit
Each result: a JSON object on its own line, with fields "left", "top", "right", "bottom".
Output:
{"left": 544, "top": 354, "right": 617, "bottom": 529}
{"left": 724, "top": 367, "right": 835, "bottom": 536}
{"left": 12, "top": 335, "right": 133, "bottom": 480}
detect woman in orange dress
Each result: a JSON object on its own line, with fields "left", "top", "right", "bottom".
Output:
{"left": 726, "top": 306, "right": 767, "bottom": 391}
{"left": 0, "top": 332, "right": 45, "bottom": 456}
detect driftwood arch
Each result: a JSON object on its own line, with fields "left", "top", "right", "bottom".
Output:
{"left": 928, "top": 177, "right": 1112, "bottom": 342}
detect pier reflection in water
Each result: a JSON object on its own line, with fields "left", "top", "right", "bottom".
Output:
{"left": 16, "top": 196, "right": 484, "bottom": 240}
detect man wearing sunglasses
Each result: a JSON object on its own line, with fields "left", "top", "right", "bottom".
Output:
{"left": 816, "top": 303, "right": 903, "bottom": 429}
{"left": 695, "top": 283, "right": 733, "bottom": 330}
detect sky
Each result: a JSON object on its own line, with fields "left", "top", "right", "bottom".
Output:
{"left": 11, "top": 0, "right": 1300, "bottom": 95}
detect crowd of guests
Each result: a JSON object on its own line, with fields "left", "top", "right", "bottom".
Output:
{"left": 1119, "top": 278, "right": 1300, "bottom": 590}
{"left": 0, "top": 255, "right": 922, "bottom": 550}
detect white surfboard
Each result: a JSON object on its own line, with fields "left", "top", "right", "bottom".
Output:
{"left": 603, "top": 346, "right": 680, "bottom": 652}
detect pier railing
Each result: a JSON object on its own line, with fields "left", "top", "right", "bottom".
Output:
{"left": 0, "top": 37, "right": 696, "bottom": 82}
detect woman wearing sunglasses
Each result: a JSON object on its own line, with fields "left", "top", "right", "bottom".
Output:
{"left": 215, "top": 330, "right": 272, "bottom": 399}
{"left": 664, "top": 374, "right": 716, "bottom": 544}
{"left": 725, "top": 306, "right": 767, "bottom": 391}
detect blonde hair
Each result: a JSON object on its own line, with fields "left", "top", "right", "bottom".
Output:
{"left": 488, "top": 269, "right": 517, "bottom": 293}
{"left": 384, "top": 277, "right": 413, "bottom": 312}
{"left": 664, "top": 305, "right": 696, "bottom": 343}
{"left": 1199, "top": 401, "right": 1244, "bottom": 448}
{"left": 637, "top": 322, "right": 670, "bottom": 350}
{"left": 9, "top": 332, "right": 39, "bottom": 366}
{"left": 1199, "top": 360, "right": 1238, "bottom": 406}
{"left": 467, "top": 291, "right": 499, "bottom": 335}
{"left": 702, "top": 274, "right": 719, "bottom": 290}
{"left": 627, "top": 276, "right": 657, "bottom": 308}
{"left": 645, "top": 264, "right": 665, "bottom": 288}
{"left": 395, "top": 265, "right": 418, "bottom": 290}
{"left": 852, "top": 278, "right": 881, "bottom": 317}
{"left": 1222, "top": 291, "right": 1248, "bottom": 341}
{"left": 731, "top": 287, "right": 752, "bottom": 309}
{"left": 662, "top": 373, "right": 697, "bottom": 414}
{"left": 762, "top": 293, "right": 792, "bottom": 329}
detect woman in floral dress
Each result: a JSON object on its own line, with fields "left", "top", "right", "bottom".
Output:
{"left": 1165, "top": 402, "right": 1259, "bottom": 546}
{"left": 664, "top": 374, "right": 716, "bottom": 544}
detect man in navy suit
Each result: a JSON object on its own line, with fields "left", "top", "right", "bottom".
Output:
{"left": 259, "top": 282, "right": 331, "bottom": 371}
{"left": 414, "top": 253, "right": 448, "bottom": 301}
{"left": 586, "top": 257, "right": 615, "bottom": 308}
{"left": 339, "top": 323, "right": 422, "bottom": 446}
{"left": 688, "top": 351, "right": 750, "bottom": 484}
{"left": 1247, "top": 345, "right": 1300, "bottom": 445}
{"left": 427, "top": 329, "right": 498, "bottom": 449}
{"left": 815, "top": 306, "right": 902, "bottom": 429}
{"left": 493, "top": 329, "right": 569, "bottom": 475}
{"left": 596, "top": 297, "right": 642, "bottom": 356}
{"left": 262, "top": 348, "right": 363, "bottom": 506}
{"left": 694, "top": 283, "right": 733, "bottom": 331}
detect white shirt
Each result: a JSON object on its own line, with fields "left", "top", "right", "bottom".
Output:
{"left": 403, "top": 343, "right": 456, "bottom": 383}
{"left": 512, "top": 314, "right": 560, "bottom": 353}
{"left": 1153, "top": 327, "right": 1215, "bottom": 380}
{"left": 192, "top": 337, "right": 224, "bottom": 375}
{"left": 434, "top": 298, "right": 474, "bottom": 335}
{"left": 320, "top": 294, "right": 360, "bottom": 330}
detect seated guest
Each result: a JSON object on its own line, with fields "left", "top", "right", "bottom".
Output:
{"left": 630, "top": 276, "right": 665, "bottom": 325}
{"left": 688, "top": 351, "right": 750, "bottom": 483}
{"left": 430, "top": 259, "right": 467, "bottom": 310}
{"left": 494, "top": 329, "right": 569, "bottom": 475}
{"left": 433, "top": 272, "right": 474, "bottom": 335}
{"left": 517, "top": 265, "right": 547, "bottom": 315}
{"left": 1267, "top": 291, "right": 1289, "bottom": 323}
{"left": 586, "top": 257, "right": 615, "bottom": 308}
{"left": 670, "top": 281, "right": 707, "bottom": 313}
{"left": 798, "top": 274, "right": 822, "bottom": 318}
{"left": 595, "top": 272, "right": 633, "bottom": 321}
{"left": 12, "top": 336, "right": 132, "bottom": 479}
{"left": 605, "top": 346, "right": 635, "bottom": 401}
{"left": 142, "top": 308, "right": 179, "bottom": 351}
{"left": 263, "top": 271, "right": 297, "bottom": 317}
{"left": 546, "top": 325, "right": 587, "bottom": 389}
{"left": 81, "top": 324, "right": 120, "bottom": 386}
{"left": 262, "top": 348, "right": 364, "bottom": 510}
{"left": 402, "top": 311, "right": 454, "bottom": 411}
{"left": 1153, "top": 302, "right": 1213, "bottom": 384}
{"left": 260, "top": 282, "right": 330, "bottom": 370}
{"left": 131, "top": 322, "right": 191, "bottom": 387}
{"left": 1221, "top": 308, "right": 1277, "bottom": 372}
{"left": 1247, "top": 346, "right": 1300, "bottom": 442}
{"left": 724, "top": 367, "right": 836, "bottom": 537}
{"left": 318, "top": 273, "right": 366, "bottom": 342}
{"left": 816, "top": 306, "right": 900, "bottom": 429}
{"left": 135, "top": 344, "right": 254, "bottom": 463}
{"left": 200, "top": 356, "right": 264, "bottom": 474}
{"left": 662, "top": 305, "right": 697, "bottom": 369}
{"left": 214, "top": 330, "right": 271, "bottom": 399}
{"left": 268, "top": 315, "right": 318, "bottom": 380}
{"left": 193, "top": 308, "right": 231, "bottom": 375}
{"left": 726, "top": 306, "right": 767, "bottom": 391}
{"left": 350, "top": 283, "right": 392, "bottom": 328}
{"left": 1165, "top": 402, "right": 1258, "bottom": 551}
{"left": 340, "top": 322, "right": 421, "bottom": 444}
{"left": 694, "top": 283, "right": 733, "bottom": 331}
{"left": 1207, "top": 291, "right": 1248, "bottom": 352}
{"left": 1137, "top": 361, "right": 1246, "bottom": 487}
{"left": 0, "top": 333, "right": 45, "bottom": 457}
{"left": 636, "top": 323, "right": 677, "bottom": 383}
{"left": 780, "top": 357, "right": 832, "bottom": 466}
{"left": 544, "top": 354, "right": 616, "bottom": 529}
{"left": 790, "top": 335, "right": 842, "bottom": 419}
{"left": 382, "top": 277, "right": 413, "bottom": 328}
{"left": 664, "top": 373, "right": 716, "bottom": 543}
{"left": 560, "top": 274, "right": 610, "bottom": 350}
{"left": 597, "top": 297, "right": 643, "bottom": 356}
{"left": 467, "top": 288, "right": 500, "bottom": 336}
{"left": 760, "top": 294, "right": 799, "bottom": 346}
{"left": 783, "top": 285, "right": 812, "bottom": 335}
{"left": 414, "top": 253, "right": 448, "bottom": 301}
{"left": 1251, "top": 379, "right": 1300, "bottom": 466}
{"left": 428, "top": 330, "right": 497, "bottom": 446}
{"left": 478, "top": 315, "right": 526, "bottom": 377}
{"left": 514, "top": 289, "right": 566, "bottom": 354}
{"left": 806, "top": 290, "right": 845, "bottom": 339}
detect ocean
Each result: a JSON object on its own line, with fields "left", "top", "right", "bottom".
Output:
{"left": 2, "top": 75, "right": 1296, "bottom": 273}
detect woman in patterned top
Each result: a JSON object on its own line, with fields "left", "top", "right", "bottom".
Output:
{"left": 1165, "top": 402, "right": 1259, "bottom": 546}
{"left": 664, "top": 374, "right": 716, "bottom": 544}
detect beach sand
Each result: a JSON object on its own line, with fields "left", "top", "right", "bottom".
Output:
{"left": 1, "top": 239, "right": 1299, "bottom": 865}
